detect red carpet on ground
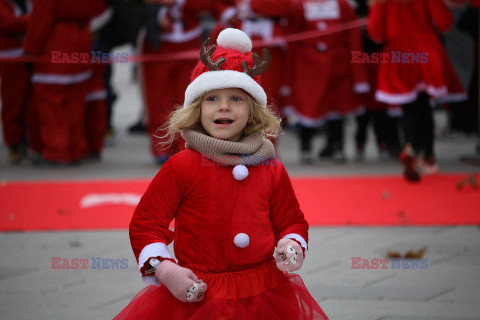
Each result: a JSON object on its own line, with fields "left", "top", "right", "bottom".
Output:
{"left": 0, "top": 174, "right": 478, "bottom": 231}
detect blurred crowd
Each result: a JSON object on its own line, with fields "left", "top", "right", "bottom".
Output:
{"left": 0, "top": 0, "right": 478, "bottom": 180}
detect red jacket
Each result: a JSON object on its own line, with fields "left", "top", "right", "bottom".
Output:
{"left": 368, "top": 0, "right": 465, "bottom": 104}
{"left": 23, "top": 0, "right": 93, "bottom": 79}
{"left": 284, "top": 0, "right": 368, "bottom": 126}
{"left": 0, "top": 0, "right": 30, "bottom": 54}
{"left": 129, "top": 149, "right": 309, "bottom": 283}
{"left": 294, "top": 0, "right": 367, "bottom": 89}
{"left": 368, "top": 0, "right": 453, "bottom": 43}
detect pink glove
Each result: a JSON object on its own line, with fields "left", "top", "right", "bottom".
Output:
{"left": 155, "top": 260, "right": 207, "bottom": 303}
{"left": 275, "top": 238, "right": 304, "bottom": 272}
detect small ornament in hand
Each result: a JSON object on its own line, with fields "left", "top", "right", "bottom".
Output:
{"left": 186, "top": 281, "right": 206, "bottom": 301}
{"left": 275, "top": 239, "right": 304, "bottom": 272}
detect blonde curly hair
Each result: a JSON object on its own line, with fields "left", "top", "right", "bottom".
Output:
{"left": 158, "top": 92, "right": 282, "bottom": 148}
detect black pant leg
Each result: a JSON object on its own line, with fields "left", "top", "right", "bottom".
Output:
{"left": 299, "top": 125, "right": 315, "bottom": 152}
{"left": 355, "top": 113, "right": 369, "bottom": 148}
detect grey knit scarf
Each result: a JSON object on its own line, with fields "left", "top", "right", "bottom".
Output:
{"left": 180, "top": 129, "right": 276, "bottom": 166}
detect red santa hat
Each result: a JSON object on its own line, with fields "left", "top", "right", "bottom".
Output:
{"left": 183, "top": 28, "right": 271, "bottom": 108}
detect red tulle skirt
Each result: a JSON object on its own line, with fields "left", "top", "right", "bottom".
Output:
{"left": 113, "top": 259, "right": 328, "bottom": 320}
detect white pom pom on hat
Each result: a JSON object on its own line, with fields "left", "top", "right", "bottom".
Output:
{"left": 217, "top": 28, "right": 252, "bottom": 53}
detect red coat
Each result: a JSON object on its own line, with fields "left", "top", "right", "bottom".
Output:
{"left": 286, "top": 0, "right": 368, "bottom": 128}
{"left": 368, "top": 0, "right": 466, "bottom": 104}
{"left": 23, "top": 0, "right": 93, "bottom": 80}
{"left": 129, "top": 149, "right": 309, "bottom": 284}
{"left": 0, "top": 0, "right": 30, "bottom": 55}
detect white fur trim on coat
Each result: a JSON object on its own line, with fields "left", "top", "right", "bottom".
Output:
{"left": 138, "top": 242, "right": 174, "bottom": 285}
{"left": 90, "top": 7, "right": 113, "bottom": 32}
{"left": 354, "top": 82, "right": 370, "bottom": 94}
{"left": 184, "top": 70, "right": 267, "bottom": 107}
{"left": 0, "top": 48, "right": 23, "bottom": 58}
{"left": 374, "top": 82, "right": 465, "bottom": 105}
{"left": 32, "top": 71, "right": 92, "bottom": 85}
{"left": 219, "top": 7, "right": 237, "bottom": 26}
{"left": 283, "top": 233, "right": 308, "bottom": 256}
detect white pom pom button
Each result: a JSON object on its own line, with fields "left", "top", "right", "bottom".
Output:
{"left": 232, "top": 164, "right": 249, "bottom": 180}
{"left": 234, "top": 233, "right": 250, "bottom": 248}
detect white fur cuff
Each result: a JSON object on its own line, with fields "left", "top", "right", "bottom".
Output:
{"left": 138, "top": 242, "right": 174, "bottom": 272}
{"left": 283, "top": 233, "right": 308, "bottom": 256}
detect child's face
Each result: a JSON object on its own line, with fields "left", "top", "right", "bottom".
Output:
{"left": 200, "top": 88, "right": 250, "bottom": 142}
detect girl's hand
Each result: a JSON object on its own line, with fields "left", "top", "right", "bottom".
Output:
{"left": 275, "top": 239, "right": 304, "bottom": 272}
{"left": 155, "top": 260, "right": 207, "bottom": 302}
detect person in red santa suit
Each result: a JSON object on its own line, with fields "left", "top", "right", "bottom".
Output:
{"left": 23, "top": 0, "right": 94, "bottom": 164}
{"left": 139, "top": 0, "right": 235, "bottom": 164}
{"left": 368, "top": 0, "right": 467, "bottom": 181}
{"left": 114, "top": 29, "right": 329, "bottom": 320}
{"left": 0, "top": 0, "right": 31, "bottom": 164}
{"left": 285, "top": 0, "right": 369, "bottom": 163}
{"left": 351, "top": 0, "right": 401, "bottom": 161}
{"left": 83, "top": 0, "right": 112, "bottom": 161}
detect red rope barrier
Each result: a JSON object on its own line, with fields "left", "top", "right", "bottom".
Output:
{"left": 0, "top": 18, "right": 367, "bottom": 64}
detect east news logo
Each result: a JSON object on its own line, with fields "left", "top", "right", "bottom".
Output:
{"left": 51, "top": 257, "right": 128, "bottom": 269}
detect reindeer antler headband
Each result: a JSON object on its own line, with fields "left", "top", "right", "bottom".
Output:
{"left": 200, "top": 37, "right": 271, "bottom": 78}
{"left": 183, "top": 28, "right": 270, "bottom": 108}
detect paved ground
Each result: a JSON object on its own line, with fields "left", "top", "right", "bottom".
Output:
{"left": 1, "top": 48, "right": 480, "bottom": 320}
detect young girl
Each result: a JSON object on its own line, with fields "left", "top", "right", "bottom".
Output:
{"left": 114, "top": 28, "right": 328, "bottom": 320}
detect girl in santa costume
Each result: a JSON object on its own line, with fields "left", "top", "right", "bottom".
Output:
{"left": 368, "top": 0, "right": 467, "bottom": 181}
{"left": 114, "top": 28, "right": 328, "bottom": 320}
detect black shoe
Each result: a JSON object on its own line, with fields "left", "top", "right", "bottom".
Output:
{"left": 128, "top": 121, "right": 147, "bottom": 134}
{"left": 319, "top": 145, "right": 335, "bottom": 158}
{"left": 84, "top": 152, "right": 101, "bottom": 162}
